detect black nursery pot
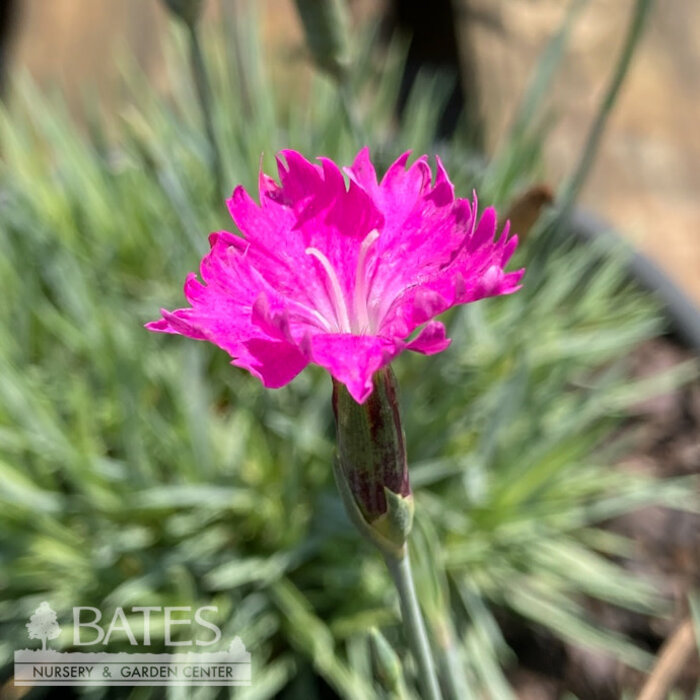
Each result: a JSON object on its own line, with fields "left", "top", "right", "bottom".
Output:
{"left": 569, "top": 208, "right": 700, "bottom": 354}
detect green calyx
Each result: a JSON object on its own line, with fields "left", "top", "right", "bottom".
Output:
{"left": 332, "top": 457, "right": 414, "bottom": 558}
{"left": 372, "top": 488, "right": 415, "bottom": 551}
{"left": 331, "top": 368, "right": 414, "bottom": 557}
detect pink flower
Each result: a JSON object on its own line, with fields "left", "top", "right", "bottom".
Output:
{"left": 147, "top": 149, "right": 524, "bottom": 403}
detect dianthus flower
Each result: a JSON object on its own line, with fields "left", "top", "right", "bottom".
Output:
{"left": 147, "top": 148, "right": 523, "bottom": 403}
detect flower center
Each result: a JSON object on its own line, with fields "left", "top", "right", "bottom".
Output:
{"left": 305, "top": 229, "right": 380, "bottom": 334}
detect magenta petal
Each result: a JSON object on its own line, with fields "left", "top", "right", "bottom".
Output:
{"left": 145, "top": 317, "right": 175, "bottom": 334}
{"left": 427, "top": 155, "right": 455, "bottom": 206}
{"left": 407, "top": 322, "right": 451, "bottom": 355}
{"left": 501, "top": 268, "right": 526, "bottom": 293}
{"left": 501, "top": 232, "right": 519, "bottom": 266}
{"left": 157, "top": 308, "right": 209, "bottom": 340}
{"left": 310, "top": 334, "right": 402, "bottom": 404}
{"left": 251, "top": 292, "right": 293, "bottom": 342}
{"left": 469, "top": 206, "right": 497, "bottom": 251}
{"left": 412, "top": 288, "right": 450, "bottom": 324}
{"left": 233, "top": 338, "right": 308, "bottom": 388}
{"left": 345, "top": 146, "right": 378, "bottom": 193}
{"left": 276, "top": 149, "right": 323, "bottom": 203}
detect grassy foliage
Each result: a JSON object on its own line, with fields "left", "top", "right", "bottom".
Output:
{"left": 0, "top": 7, "right": 697, "bottom": 699}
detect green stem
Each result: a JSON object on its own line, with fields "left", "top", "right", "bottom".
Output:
{"left": 557, "top": 0, "right": 654, "bottom": 223}
{"left": 186, "top": 21, "right": 224, "bottom": 195}
{"left": 435, "top": 617, "right": 472, "bottom": 700}
{"left": 338, "top": 79, "right": 364, "bottom": 147}
{"left": 527, "top": 0, "right": 654, "bottom": 284}
{"left": 384, "top": 551, "right": 443, "bottom": 700}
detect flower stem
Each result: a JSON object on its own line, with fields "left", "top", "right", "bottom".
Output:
{"left": 521, "top": 0, "right": 654, "bottom": 288}
{"left": 331, "top": 370, "right": 442, "bottom": 696}
{"left": 186, "top": 21, "right": 224, "bottom": 196}
{"left": 384, "top": 550, "right": 443, "bottom": 700}
{"left": 556, "top": 0, "right": 654, "bottom": 225}
{"left": 338, "top": 79, "right": 364, "bottom": 147}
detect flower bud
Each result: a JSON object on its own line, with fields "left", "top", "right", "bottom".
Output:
{"left": 294, "top": 0, "right": 351, "bottom": 80}
{"left": 162, "top": 0, "right": 205, "bottom": 26}
{"left": 369, "top": 627, "right": 404, "bottom": 694}
{"left": 332, "top": 368, "right": 414, "bottom": 555}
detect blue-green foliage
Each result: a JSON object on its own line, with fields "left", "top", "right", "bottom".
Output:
{"left": 0, "top": 9, "right": 696, "bottom": 699}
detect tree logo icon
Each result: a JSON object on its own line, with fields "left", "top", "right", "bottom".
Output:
{"left": 26, "top": 602, "right": 61, "bottom": 651}
{"left": 228, "top": 636, "right": 251, "bottom": 661}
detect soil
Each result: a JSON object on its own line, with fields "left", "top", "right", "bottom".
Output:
{"left": 507, "top": 336, "right": 700, "bottom": 699}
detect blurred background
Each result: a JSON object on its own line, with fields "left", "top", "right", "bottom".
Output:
{"left": 0, "top": 1, "right": 698, "bottom": 699}
{"left": 4, "top": 0, "right": 700, "bottom": 302}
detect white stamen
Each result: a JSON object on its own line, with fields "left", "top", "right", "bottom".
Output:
{"left": 353, "top": 229, "right": 380, "bottom": 333}
{"left": 305, "top": 247, "right": 352, "bottom": 332}
{"left": 291, "top": 302, "right": 336, "bottom": 332}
